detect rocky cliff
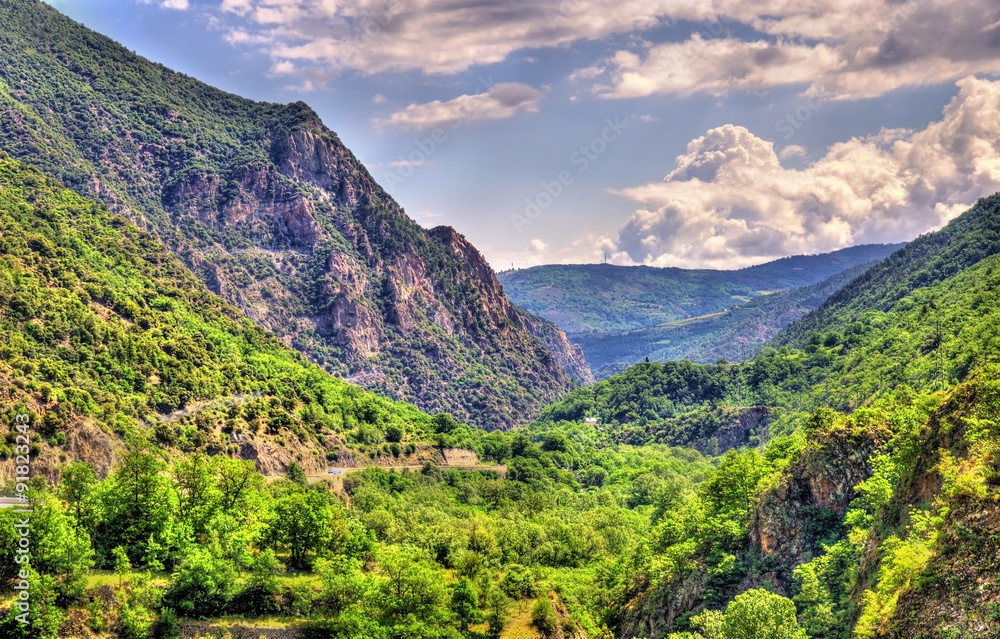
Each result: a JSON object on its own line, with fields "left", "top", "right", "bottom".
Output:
{"left": 0, "top": 0, "right": 591, "bottom": 428}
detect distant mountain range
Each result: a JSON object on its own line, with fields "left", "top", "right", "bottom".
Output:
{"left": 0, "top": 0, "right": 590, "bottom": 429}
{"left": 499, "top": 244, "right": 902, "bottom": 377}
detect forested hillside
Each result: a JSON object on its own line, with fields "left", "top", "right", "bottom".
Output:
{"left": 531, "top": 194, "right": 1000, "bottom": 638}
{"left": 498, "top": 244, "right": 900, "bottom": 335}
{"left": 575, "top": 263, "right": 877, "bottom": 378}
{"left": 0, "top": 0, "right": 590, "bottom": 429}
{"left": 1, "top": 148, "right": 1000, "bottom": 639}
{"left": 0, "top": 153, "right": 440, "bottom": 481}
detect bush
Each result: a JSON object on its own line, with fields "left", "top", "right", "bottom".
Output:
{"left": 161, "top": 548, "right": 236, "bottom": 617}
{"left": 531, "top": 598, "right": 557, "bottom": 637}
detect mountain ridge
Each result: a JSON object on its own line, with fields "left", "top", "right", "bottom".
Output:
{"left": 0, "top": 0, "right": 590, "bottom": 429}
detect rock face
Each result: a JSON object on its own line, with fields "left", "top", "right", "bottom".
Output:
{"left": 0, "top": 0, "right": 592, "bottom": 428}
{"left": 617, "top": 422, "right": 890, "bottom": 638}
{"left": 748, "top": 422, "right": 890, "bottom": 593}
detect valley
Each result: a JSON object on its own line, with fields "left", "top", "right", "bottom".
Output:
{"left": 0, "top": 2, "right": 999, "bottom": 639}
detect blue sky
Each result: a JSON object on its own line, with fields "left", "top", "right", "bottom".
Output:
{"left": 44, "top": 0, "right": 1000, "bottom": 269}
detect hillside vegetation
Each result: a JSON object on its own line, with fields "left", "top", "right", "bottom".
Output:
{"left": 531, "top": 194, "right": 1000, "bottom": 638}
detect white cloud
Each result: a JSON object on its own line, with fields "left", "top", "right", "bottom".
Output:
{"left": 596, "top": 0, "right": 1000, "bottom": 101}
{"left": 779, "top": 145, "right": 807, "bottom": 159}
{"left": 599, "top": 35, "right": 844, "bottom": 98}
{"left": 377, "top": 82, "right": 543, "bottom": 131}
{"left": 268, "top": 60, "right": 295, "bottom": 75}
{"left": 212, "top": 0, "right": 1000, "bottom": 100}
{"left": 610, "top": 76, "right": 1000, "bottom": 268}
{"left": 216, "top": 0, "right": 684, "bottom": 75}
{"left": 161, "top": 0, "right": 189, "bottom": 9}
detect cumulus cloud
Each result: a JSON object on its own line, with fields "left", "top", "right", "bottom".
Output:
{"left": 377, "top": 82, "right": 543, "bottom": 131}
{"left": 596, "top": 0, "right": 1000, "bottom": 100}
{"left": 600, "top": 35, "right": 844, "bottom": 99}
{"left": 611, "top": 76, "right": 1000, "bottom": 268}
{"left": 161, "top": 0, "right": 189, "bottom": 8}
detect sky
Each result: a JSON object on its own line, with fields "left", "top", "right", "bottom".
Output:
{"left": 43, "top": 0, "right": 1000, "bottom": 270}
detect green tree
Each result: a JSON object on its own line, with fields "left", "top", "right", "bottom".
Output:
{"left": 215, "top": 457, "right": 265, "bottom": 512}
{"left": 286, "top": 462, "right": 308, "bottom": 487}
{"left": 172, "top": 453, "right": 220, "bottom": 541}
{"left": 162, "top": 546, "right": 237, "bottom": 617}
{"left": 113, "top": 546, "right": 132, "bottom": 587}
{"left": 450, "top": 577, "right": 482, "bottom": 635}
{"left": 98, "top": 449, "right": 176, "bottom": 567}
{"left": 273, "top": 489, "right": 333, "bottom": 569}
{"left": 25, "top": 490, "right": 93, "bottom": 601}
{"left": 376, "top": 546, "right": 448, "bottom": 625}
{"left": 531, "top": 597, "right": 558, "bottom": 637}
{"left": 483, "top": 586, "right": 512, "bottom": 639}
{"left": 58, "top": 461, "right": 97, "bottom": 535}
{"left": 317, "top": 556, "right": 369, "bottom": 616}
{"left": 721, "top": 589, "right": 807, "bottom": 639}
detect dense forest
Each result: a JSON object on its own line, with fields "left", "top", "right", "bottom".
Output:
{"left": 4, "top": 144, "right": 1000, "bottom": 638}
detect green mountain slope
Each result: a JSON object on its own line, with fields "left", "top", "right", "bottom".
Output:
{"left": 532, "top": 194, "right": 1000, "bottom": 638}
{"left": 498, "top": 244, "right": 901, "bottom": 335}
{"left": 575, "top": 262, "right": 878, "bottom": 378}
{"left": 0, "top": 152, "right": 437, "bottom": 478}
{"left": 776, "top": 194, "right": 1000, "bottom": 349}
{"left": 0, "top": 0, "right": 590, "bottom": 430}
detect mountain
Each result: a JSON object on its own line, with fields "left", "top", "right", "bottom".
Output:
{"left": 538, "top": 195, "right": 1000, "bottom": 447}
{"left": 533, "top": 194, "right": 1000, "bottom": 637}
{"left": 0, "top": 0, "right": 590, "bottom": 430}
{"left": 575, "top": 262, "right": 877, "bottom": 378}
{"left": 498, "top": 244, "right": 901, "bottom": 335}
{"left": 0, "top": 152, "right": 442, "bottom": 480}
{"left": 776, "top": 193, "right": 1000, "bottom": 350}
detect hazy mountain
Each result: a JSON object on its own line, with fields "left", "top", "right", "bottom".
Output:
{"left": 575, "top": 262, "right": 878, "bottom": 378}
{"left": 498, "top": 244, "right": 902, "bottom": 335}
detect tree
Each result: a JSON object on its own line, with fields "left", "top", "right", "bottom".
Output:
{"left": 317, "top": 556, "right": 369, "bottom": 616}
{"left": 113, "top": 546, "right": 131, "bottom": 586}
{"left": 162, "top": 546, "right": 237, "bottom": 617}
{"left": 450, "top": 577, "right": 482, "bottom": 635}
{"left": 286, "top": 462, "right": 308, "bottom": 487}
{"left": 483, "top": 586, "right": 512, "bottom": 639}
{"left": 58, "top": 461, "right": 97, "bottom": 535}
{"left": 173, "top": 453, "right": 220, "bottom": 541}
{"left": 215, "top": 457, "right": 264, "bottom": 512}
{"left": 376, "top": 546, "right": 448, "bottom": 625}
{"left": 24, "top": 491, "right": 93, "bottom": 601}
{"left": 531, "top": 597, "right": 558, "bottom": 637}
{"left": 98, "top": 449, "right": 176, "bottom": 567}
{"left": 721, "top": 589, "right": 807, "bottom": 639}
{"left": 273, "top": 489, "right": 333, "bottom": 569}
